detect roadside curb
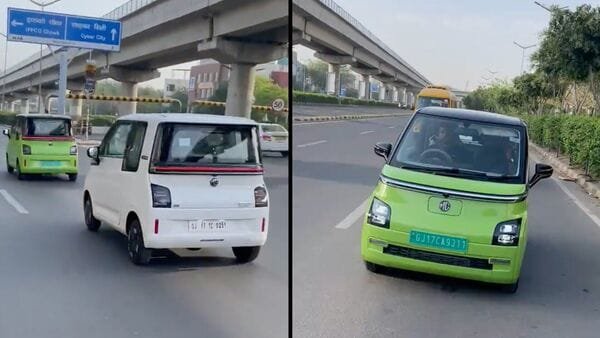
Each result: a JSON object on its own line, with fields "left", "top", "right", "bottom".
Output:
{"left": 529, "top": 143, "right": 600, "bottom": 199}
{"left": 293, "top": 112, "right": 412, "bottom": 122}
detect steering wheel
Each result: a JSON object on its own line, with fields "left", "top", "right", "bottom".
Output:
{"left": 419, "top": 148, "right": 452, "bottom": 166}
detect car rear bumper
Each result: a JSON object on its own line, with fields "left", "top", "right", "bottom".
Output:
{"left": 361, "top": 223, "right": 524, "bottom": 284}
{"left": 262, "top": 142, "right": 288, "bottom": 152}
{"left": 144, "top": 207, "right": 269, "bottom": 249}
{"left": 20, "top": 155, "right": 78, "bottom": 174}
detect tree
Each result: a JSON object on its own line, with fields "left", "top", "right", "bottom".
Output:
{"left": 305, "top": 60, "right": 328, "bottom": 93}
{"left": 513, "top": 72, "right": 554, "bottom": 114}
{"left": 169, "top": 88, "right": 188, "bottom": 113}
{"left": 137, "top": 86, "right": 163, "bottom": 113}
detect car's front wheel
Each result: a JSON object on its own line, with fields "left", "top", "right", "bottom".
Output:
{"left": 15, "top": 159, "right": 25, "bottom": 180}
{"left": 232, "top": 246, "right": 261, "bottom": 263}
{"left": 127, "top": 219, "right": 152, "bottom": 265}
{"left": 84, "top": 197, "right": 101, "bottom": 232}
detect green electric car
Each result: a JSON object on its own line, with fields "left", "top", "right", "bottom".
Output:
{"left": 3, "top": 114, "right": 78, "bottom": 181}
{"left": 361, "top": 107, "right": 553, "bottom": 293}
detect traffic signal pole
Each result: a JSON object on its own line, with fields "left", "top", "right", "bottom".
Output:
{"left": 57, "top": 50, "right": 67, "bottom": 114}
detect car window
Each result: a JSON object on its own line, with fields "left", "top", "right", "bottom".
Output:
{"left": 100, "top": 122, "right": 132, "bottom": 158}
{"left": 122, "top": 122, "right": 147, "bottom": 172}
{"left": 151, "top": 123, "right": 260, "bottom": 167}
{"left": 25, "top": 118, "right": 71, "bottom": 137}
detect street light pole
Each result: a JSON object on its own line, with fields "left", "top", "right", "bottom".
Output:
{"left": 513, "top": 41, "right": 537, "bottom": 74}
{"left": 534, "top": 1, "right": 568, "bottom": 12}
{"left": 29, "top": 0, "right": 62, "bottom": 113}
{"left": 0, "top": 32, "right": 7, "bottom": 111}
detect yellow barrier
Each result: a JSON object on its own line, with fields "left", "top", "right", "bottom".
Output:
{"left": 192, "top": 100, "right": 289, "bottom": 112}
{"left": 66, "top": 93, "right": 178, "bottom": 104}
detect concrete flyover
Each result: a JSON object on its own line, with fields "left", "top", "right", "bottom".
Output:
{"left": 292, "top": 0, "right": 430, "bottom": 106}
{"left": 0, "top": 0, "right": 288, "bottom": 117}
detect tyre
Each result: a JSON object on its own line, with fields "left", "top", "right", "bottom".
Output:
{"left": 6, "top": 154, "right": 13, "bottom": 174}
{"left": 280, "top": 151, "right": 289, "bottom": 157}
{"left": 499, "top": 279, "right": 519, "bottom": 294}
{"left": 127, "top": 219, "right": 152, "bottom": 265}
{"left": 83, "top": 197, "right": 101, "bottom": 232}
{"left": 232, "top": 246, "right": 261, "bottom": 263}
{"left": 15, "top": 159, "right": 25, "bottom": 180}
{"left": 365, "top": 261, "right": 383, "bottom": 273}
{"left": 68, "top": 174, "right": 78, "bottom": 182}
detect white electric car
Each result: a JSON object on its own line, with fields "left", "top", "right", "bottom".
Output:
{"left": 258, "top": 123, "right": 289, "bottom": 157}
{"left": 83, "top": 113, "right": 269, "bottom": 265}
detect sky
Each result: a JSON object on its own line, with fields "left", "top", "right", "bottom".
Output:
{"left": 293, "top": 0, "right": 600, "bottom": 91}
{"left": 0, "top": 0, "right": 198, "bottom": 90}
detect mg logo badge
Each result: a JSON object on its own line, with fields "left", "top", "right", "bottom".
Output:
{"left": 439, "top": 200, "right": 451, "bottom": 212}
{"left": 209, "top": 177, "right": 219, "bottom": 187}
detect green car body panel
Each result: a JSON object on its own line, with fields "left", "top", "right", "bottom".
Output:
{"left": 5, "top": 115, "right": 78, "bottom": 176}
{"left": 361, "top": 107, "right": 551, "bottom": 287}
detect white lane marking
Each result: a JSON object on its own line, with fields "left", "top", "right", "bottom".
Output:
{"left": 388, "top": 126, "right": 396, "bottom": 129}
{"left": 294, "top": 120, "right": 348, "bottom": 126}
{"left": 0, "top": 190, "right": 29, "bottom": 214}
{"left": 335, "top": 197, "right": 371, "bottom": 229}
{"left": 297, "top": 140, "right": 327, "bottom": 148}
{"left": 360, "top": 130, "right": 375, "bottom": 135}
{"left": 552, "top": 178, "right": 600, "bottom": 228}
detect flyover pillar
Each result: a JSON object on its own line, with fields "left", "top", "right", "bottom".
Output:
{"left": 69, "top": 97, "right": 83, "bottom": 117}
{"left": 197, "top": 38, "right": 287, "bottom": 118}
{"left": 119, "top": 82, "right": 138, "bottom": 115}
{"left": 362, "top": 74, "right": 371, "bottom": 101}
{"left": 378, "top": 84, "right": 386, "bottom": 101}
{"left": 392, "top": 87, "right": 399, "bottom": 103}
{"left": 106, "top": 66, "right": 160, "bottom": 116}
{"left": 20, "top": 99, "right": 29, "bottom": 114}
{"left": 327, "top": 64, "right": 340, "bottom": 96}
{"left": 358, "top": 80, "right": 366, "bottom": 100}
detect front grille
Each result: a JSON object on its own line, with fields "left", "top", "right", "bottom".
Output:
{"left": 383, "top": 244, "right": 493, "bottom": 270}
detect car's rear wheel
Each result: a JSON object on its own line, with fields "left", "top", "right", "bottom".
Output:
{"left": 84, "top": 197, "right": 101, "bottom": 232}
{"left": 15, "top": 159, "right": 25, "bottom": 180}
{"left": 127, "top": 219, "right": 152, "bottom": 265}
{"left": 281, "top": 151, "right": 288, "bottom": 157}
{"left": 68, "top": 174, "right": 78, "bottom": 182}
{"left": 6, "top": 154, "right": 13, "bottom": 173}
{"left": 365, "top": 261, "right": 383, "bottom": 273}
{"left": 232, "top": 246, "right": 261, "bottom": 263}
{"left": 499, "top": 279, "right": 519, "bottom": 294}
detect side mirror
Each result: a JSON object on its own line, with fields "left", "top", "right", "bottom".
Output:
{"left": 87, "top": 147, "right": 99, "bottom": 163}
{"left": 374, "top": 142, "right": 392, "bottom": 161}
{"left": 2, "top": 129, "right": 9, "bottom": 137}
{"left": 528, "top": 163, "right": 553, "bottom": 188}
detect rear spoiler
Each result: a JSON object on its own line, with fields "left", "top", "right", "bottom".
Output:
{"left": 151, "top": 165, "right": 264, "bottom": 174}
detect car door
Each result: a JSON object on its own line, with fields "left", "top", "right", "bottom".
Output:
{"left": 7, "top": 117, "right": 24, "bottom": 167}
{"left": 92, "top": 121, "right": 133, "bottom": 227}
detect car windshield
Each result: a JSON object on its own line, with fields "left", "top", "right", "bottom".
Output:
{"left": 390, "top": 114, "right": 525, "bottom": 183}
{"left": 26, "top": 118, "right": 71, "bottom": 137}
{"left": 417, "top": 96, "right": 449, "bottom": 109}
{"left": 151, "top": 123, "right": 260, "bottom": 167}
{"left": 262, "top": 124, "right": 287, "bottom": 133}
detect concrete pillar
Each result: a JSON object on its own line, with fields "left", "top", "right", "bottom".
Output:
{"left": 359, "top": 80, "right": 366, "bottom": 100}
{"left": 363, "top": 74, "right": 371, "bottom": 101}
{"left": 20, "top": 98, "right": 29, "bottom": 114}
{"left": 118, "top": 82, "right": 138, "bottom": 115}
{"left": 69, "top": 98, "right": 83, "bottom": 117}
{"left": 327, "top": 64, "right": 340, "bottom": 96}
{"left": 225, "top": 63, "right": 256, "bottom": 118}
{"left": 392, "top": 87, "right": 399, "bottom": 102}
{"left": 379, "top": 84, "right": 386, "bottom": 101}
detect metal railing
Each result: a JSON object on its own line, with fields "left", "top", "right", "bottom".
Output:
{"left": 103, "top": 0, "right": 160, "bottom": 20}
{"left": 317, "top": 0, "right": 429, "bottom": 84}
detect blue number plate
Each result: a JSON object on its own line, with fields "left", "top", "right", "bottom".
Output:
{"left": 40, "top": 161, "right": 62, "bottom": 167}
{"left": 409, "top": 230, "right": 468, "bottom": 253}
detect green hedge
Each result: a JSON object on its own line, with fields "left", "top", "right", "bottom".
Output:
{"left": 519, "top": 113, "right": 600, "bottom": 176}
{"left": 293, "top": 91, "right": 398, "bottom": 107}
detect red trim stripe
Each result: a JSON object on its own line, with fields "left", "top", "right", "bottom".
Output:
{"left": 22, "top": 136, "right": 74, "bottom": 141}
{"left": 152, "top": 166, "right": 264, "bottom": 173}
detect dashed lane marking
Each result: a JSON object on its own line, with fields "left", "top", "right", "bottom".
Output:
{"left": 297, "top": 140, "right": 327, "bottom": 148}
{"left": 0, "top": 189, "right": 29, "bottom": 214}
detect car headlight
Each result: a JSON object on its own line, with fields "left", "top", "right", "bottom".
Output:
{"left": 22, "top": 145, "right": 31, "bottom": 155}
{"left": 70, "top": 145, "right": 78, "bottom": 155}
{"left": 367, "top": 198, "right": 391, "bottom": 228}
{"left": 492, "top": 219, "right": 521, "bottom": 246}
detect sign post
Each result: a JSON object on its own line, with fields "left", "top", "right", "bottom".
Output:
{"left": 7, "top": 7, "right": 121, "bottom": 114}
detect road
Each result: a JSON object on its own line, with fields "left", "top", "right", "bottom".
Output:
{"left": 294, "top": 103, "right": 409, "bottom": 117}
{"left": 0, "top": 134, "right": 288, "bottom": 338}
{"left": 292, "top": 110, "right": 600, "bottom": 338}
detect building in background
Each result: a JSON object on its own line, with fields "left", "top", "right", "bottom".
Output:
{"left": 257, "top": 57, "right": 289, "bottom": 88}
{"left": 188, "top": 59, "right": 231, "bottom": 102}
{"left": 163, "top": 78, "right": 188, "bottom": 97}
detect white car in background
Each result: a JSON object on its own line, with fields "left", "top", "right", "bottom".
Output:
{"left": 259, "top": 123, "right": 289, "bottom": 157}
{"left": 83, "top": 113, "right": 269, "bottom": 265}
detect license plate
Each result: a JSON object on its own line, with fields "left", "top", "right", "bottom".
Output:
{"left": 409, "top": 230, "right": 468, "bottom": 253}
{"left": 189, "top": 219, "right": 227, "bottom": 232}
{"left": 40, "top": 161, "right": 61, "bottom": 167}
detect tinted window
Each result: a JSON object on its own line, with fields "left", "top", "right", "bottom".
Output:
{"left": 25, "top": 118, "right": 71, "bottom": 137}
{"left": 151, "top": 123, "right": 260, "bottom": 167}
{"left": 122, "top": 123, "right": 147, "bottom": 172}
{"left": 390, "top": 114, "right": 526, "bottom": 183}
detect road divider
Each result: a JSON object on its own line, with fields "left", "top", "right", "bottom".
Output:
{"left": 293, "top": 112, "right": 411, "bottom": 123}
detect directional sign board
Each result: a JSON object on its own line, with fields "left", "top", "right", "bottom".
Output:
{"left": 7, "top": 7, "right": 121, "bottom": 51}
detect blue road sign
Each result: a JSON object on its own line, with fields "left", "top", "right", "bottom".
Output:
{"left": 370, "top": 83, "right": 379, "bottom": 92}
{"left": 7, "top": 7, "right": 121, "bottom": 52}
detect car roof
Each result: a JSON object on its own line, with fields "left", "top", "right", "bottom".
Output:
{"left": 16, "top": 114, "right": 71, "bottom": 120}
{"left": 416, "top": 107, "right": 525, "bottom": 127}
{"left": 117, "top": 113, "right": 257, "bottom": 125}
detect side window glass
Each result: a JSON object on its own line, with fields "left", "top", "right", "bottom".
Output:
{"left": 99, "top": 123, "right": 132, "bottom": 158}
{"left": 122, "top": 123, "right": 147, "bottom": 172}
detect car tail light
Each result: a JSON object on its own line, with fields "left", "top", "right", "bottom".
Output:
{"left": 70, "top": 145, "right": 78, "bottom": 155}
{"left": 254, "top": 186, "right": 268, "bottom": 207}
{"left": 151, "top": 184, "right": 171, "bottom": 208}
{"left": 22, "top": 145, "right": 31, "bottom": 155}
{"left": 261, "top": 217, "right": 266, "bottom": 232}
{"left": 154, "top": 219, "right": 159, "bottom": 234}
{"left": 262, "top": 134, "right": 272, "bottom": 141}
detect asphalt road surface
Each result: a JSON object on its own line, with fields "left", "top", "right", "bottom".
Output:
{"left": 292, "top": 111, "right": 600, "bottom": 338}
{"left": 294, "top": 103, "right": 408, "bottom": 117}
{"left": 0, "top": 135, "right": 288, "bottom": 338}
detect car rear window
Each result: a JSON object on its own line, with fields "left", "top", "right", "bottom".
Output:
{"left": 25, "top": 118, "right": 71, "bottom": 137}
{"left": 151, "top": 123, "right": 261, "bottom": 170}
{"left": 261, "top": 124, "right": 287, "bottom": 133}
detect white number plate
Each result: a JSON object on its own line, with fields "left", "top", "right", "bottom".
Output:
{"left": 189, "top": 219, "right": 227, "bottom": 232}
